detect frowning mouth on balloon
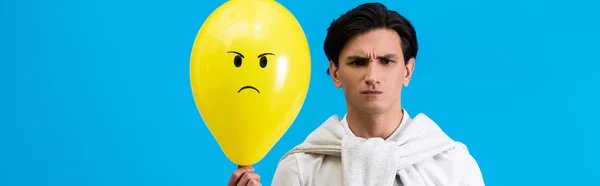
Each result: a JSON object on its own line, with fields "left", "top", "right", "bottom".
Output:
{"left": 238, "top": 86, "right": 260, "bottom": 93}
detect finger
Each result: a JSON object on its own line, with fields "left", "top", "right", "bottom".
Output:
{"left": 243, "top": 170, "right": 260, "bottom": 182}
{"left": 237, "top": 172, "right": 259, "bottom": 186}
{"left": 238, "top": 165, "right": 253, "bottom": 169}
{"left": 248, "top": 179, "right": 262, "bottom": 186}
{"left": 228, "top": 166, "right": 254, "bottom": 186}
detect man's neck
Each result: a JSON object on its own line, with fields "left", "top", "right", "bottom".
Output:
{"left": 345, "top": 102, "right": 404, "bottom": 140}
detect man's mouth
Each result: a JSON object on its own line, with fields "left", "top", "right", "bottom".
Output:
{"left": 361, "top": 90, "right": 382, "bottom": 95}
{"left": 238, "top": 86, "right": 260, "bottom": 93}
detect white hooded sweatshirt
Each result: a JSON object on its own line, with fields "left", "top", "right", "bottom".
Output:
{"left": 271, "top": 110, "right": 485, "bottom": 186}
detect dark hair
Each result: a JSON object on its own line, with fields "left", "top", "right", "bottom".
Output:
{"left": 324, "top": 2, "right": 418, "bottom": 75}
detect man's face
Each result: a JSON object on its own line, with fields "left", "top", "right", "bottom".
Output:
{"left": 329, "top": 28, "right": 415, "bottom": 114}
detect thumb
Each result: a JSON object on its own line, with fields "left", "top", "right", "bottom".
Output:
{"left": 238, "top": 165, "right": 254, "bottom": 171}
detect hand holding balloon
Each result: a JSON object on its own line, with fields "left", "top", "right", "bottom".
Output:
{"left": 189, "top": 0, "right": 311, "bottom": 166}
{"left": 227, "top": 166, "right": 262, "bottom": 186}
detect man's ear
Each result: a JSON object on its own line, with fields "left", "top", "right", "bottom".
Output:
{"left": 403, "top": 58, "right": 415, "bottom": 87}
{"left": 329, "top": 60, "right": 342, "bottom": 88}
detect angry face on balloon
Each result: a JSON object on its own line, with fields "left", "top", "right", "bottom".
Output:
{"left": 190, "top": 0, "right": 311, "bottom": 166}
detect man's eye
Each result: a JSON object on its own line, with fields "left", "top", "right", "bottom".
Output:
{"left": 381, "top": 59, "right": 394, "bottom": 64}
{"left": 349, "top": 60, "right": 367, "bottom": 66}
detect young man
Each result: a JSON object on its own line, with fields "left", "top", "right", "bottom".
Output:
{"left": 228, "top": 2, "right": 484, "bottom": 186}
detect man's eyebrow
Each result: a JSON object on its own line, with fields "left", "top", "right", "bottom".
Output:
{"left": 346, "top": 55, "right": 369, "bottom": 60}
{"left": 346, "top": 54, "right": 398, "bottom": 60}
{"left": 377, "top": 54, "right": 397, "bottom": 59}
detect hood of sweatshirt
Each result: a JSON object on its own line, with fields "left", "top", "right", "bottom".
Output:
{"left": 280, "top": 112, "right": 458, "bottom": 186}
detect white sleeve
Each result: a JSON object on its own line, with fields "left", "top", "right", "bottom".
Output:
{"left": 271, "top": 153, "right": 302, "bottom": 186}
{"left": 455, "top": 143, "right": 485, "bottom": 186}
{"left": 411, "top": 143, "right": 485, "bottom": 186}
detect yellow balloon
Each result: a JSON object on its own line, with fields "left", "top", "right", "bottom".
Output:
{"left": 189, "top": 0, "right": 311, "bottom": 166}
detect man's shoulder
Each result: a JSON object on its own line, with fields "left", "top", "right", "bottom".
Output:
{"left": 412, "top": 142, "right": 485, "bottom": 185}
{"left": 272, "top": 152, "right": 302, "bottom": 185}
{"left": 416, "top": 142, "right": 477, "bottom": 166}
{"left": 272, "top": 152, "right": 332, "bottom": 186}
{"left": 278, "top": 114, "right": 346, "bottom": 160}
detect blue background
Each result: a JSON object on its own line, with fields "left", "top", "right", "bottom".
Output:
{"left": 1, "top": 0, "right": 599, "bottom": 185}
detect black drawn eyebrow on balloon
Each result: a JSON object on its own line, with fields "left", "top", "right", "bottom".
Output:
{"left": 227, "top": 51, "right": 244, "bottom": 58}
{"left": 257, "top": 53, "right": 274, "bottom": 58}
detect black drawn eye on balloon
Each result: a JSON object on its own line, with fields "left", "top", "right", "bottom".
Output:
{"left": 259, "top": 56, "right": 267, "bottom": 68}
{"left": 234, "top": 55, "right": 242, "bottom": 67}
{"left": 258, "top": 53, "right": 274, "bottom": 68}
{"left": 227, "top": 51, "right": 244, "bottom": 68}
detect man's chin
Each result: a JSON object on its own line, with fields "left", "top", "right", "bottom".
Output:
{"left": 347, "top": 98, "right": 393, "bottom": 113}
{"left": 357, "top": 103, "right": 389, "bottom": 114}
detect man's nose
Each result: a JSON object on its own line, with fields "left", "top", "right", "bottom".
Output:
{"left": 364, "top": 62, "right": 380, "bottom": 85}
